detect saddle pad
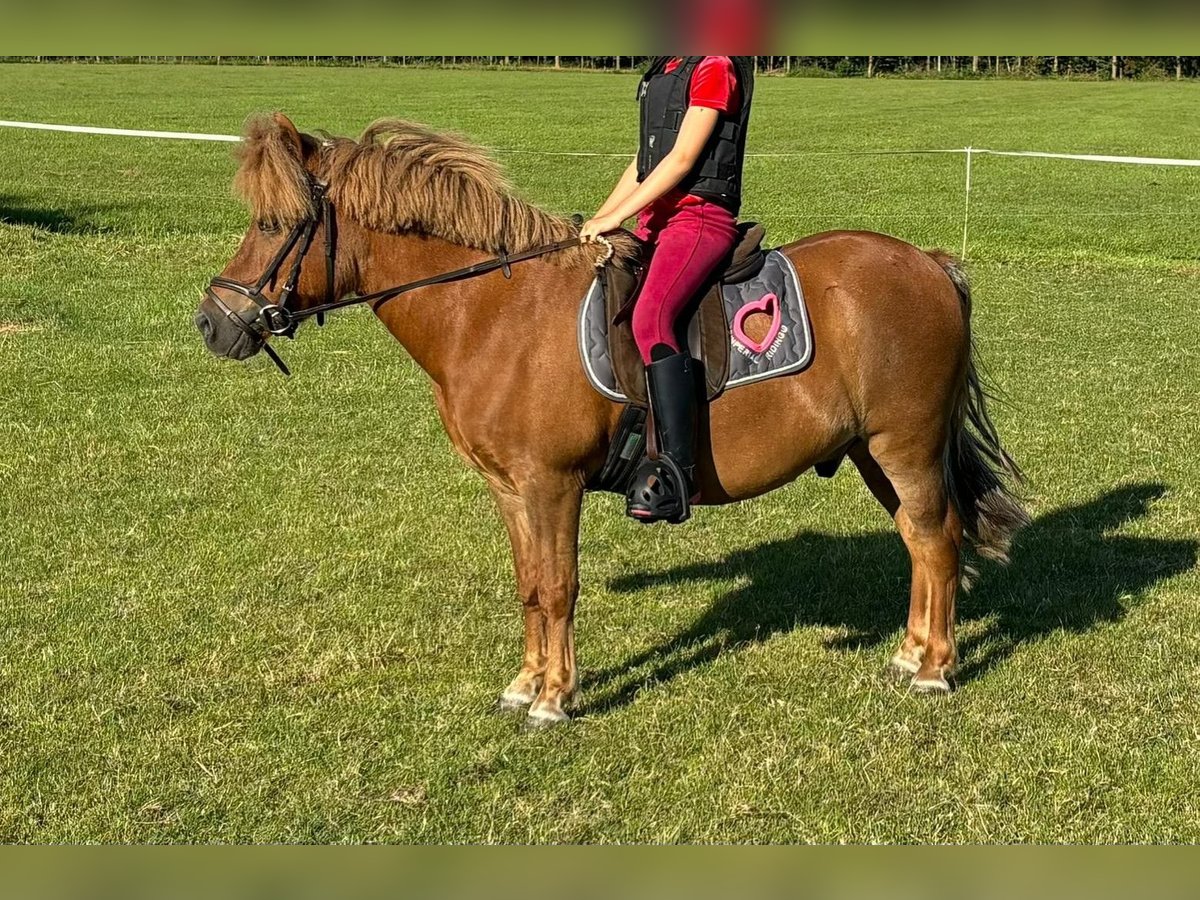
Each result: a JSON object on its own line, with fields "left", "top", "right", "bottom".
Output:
{"left": 578, "top": 248, "right": 812, "bottom": 402}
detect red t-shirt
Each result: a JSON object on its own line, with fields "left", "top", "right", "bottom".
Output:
{"left": 666, "top": 55, "right": 741, "bottom": 115}
{"left": 637, "top": 56, "right": 741, "bottom": 237}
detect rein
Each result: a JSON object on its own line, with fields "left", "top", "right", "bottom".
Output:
{"left": 206, "top": 174, "right": 613, "bottom": 377}
{"left": 287, "top": 234, "right": 591, "bottom": 327}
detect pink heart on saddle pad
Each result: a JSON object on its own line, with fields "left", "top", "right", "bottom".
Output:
{"left": 732, "top": 292, "right": 782, "bottom": 355}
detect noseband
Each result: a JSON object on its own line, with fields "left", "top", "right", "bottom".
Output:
{"left": 206, "top": 173, "right": 614, "bottom": 377}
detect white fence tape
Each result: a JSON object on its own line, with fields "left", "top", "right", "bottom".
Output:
{"left": 0, "top": 119, "right": 241, "bottom": 142}
{"left": 3, "top": 119, "right": 1199, "bottom": 259}
{"left": 4, "top": 120, "right": 1200, "bottom": 166}
{"left": 972, "top": 147, "right": 1200, "bottom": 167}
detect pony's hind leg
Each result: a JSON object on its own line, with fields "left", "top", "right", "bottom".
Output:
{"left": 849, "top": 443, "right": 919, "bottom": 682}
{"left": 491, "top": 488, "right": 547, "bottom": 713}
{"left": 850, "top": 441, "right": 900, "bottom": 518}
{"left": 867, "top": 436, "right": 963, "bottom": 693}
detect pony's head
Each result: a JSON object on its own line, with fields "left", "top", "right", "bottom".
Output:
{"left": 195, "top": 113, "right": 335, "bottom": 365}
{"left": 196, "top": 112, "right": 635, "bottom": 370}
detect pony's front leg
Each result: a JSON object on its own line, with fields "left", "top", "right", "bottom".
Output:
{"left": 521, "top": 477, "right": 584, "bottom": 728}
{"left": 490, "top": 488, "right": 546, "bottom": 712}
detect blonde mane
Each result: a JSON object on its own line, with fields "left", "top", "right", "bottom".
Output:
{"left": 232, "top": 115, "right": 636, "bottom": 265}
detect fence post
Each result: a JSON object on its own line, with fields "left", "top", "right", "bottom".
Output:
{"left": 961, "top": 147, "right": 973, "bottom": 260}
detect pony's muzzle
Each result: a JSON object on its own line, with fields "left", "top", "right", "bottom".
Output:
{"left": 195, "top": 293, "right": 265, "bottom": 362}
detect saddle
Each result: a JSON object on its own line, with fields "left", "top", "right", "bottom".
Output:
{"left": 602, "top": 222, "right": 767, "bottom": 406}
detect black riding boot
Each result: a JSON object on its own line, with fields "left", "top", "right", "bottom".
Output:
{"left": 626, "top": 350, "right": 698, "bottom": 524}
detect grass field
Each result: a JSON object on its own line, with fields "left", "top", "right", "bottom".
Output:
{"left": 1, "top": 64, "right": 1198, "bottom": 843}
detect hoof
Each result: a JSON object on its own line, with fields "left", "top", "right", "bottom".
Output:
{"left": 882, "top": 661, "right": 916, "bottom": 684}
{"left": 495, "top": 695, "right": 532, "bottom": 716}
{"left": 522, "top": 708, "right": 570, "bottom": 731}
{"left": 909, "top": 673, "right": 954, "bottom": 695}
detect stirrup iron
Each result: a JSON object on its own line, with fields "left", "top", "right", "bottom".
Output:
{"left": 626, "top": 453, "right": 692, "bottom": 524}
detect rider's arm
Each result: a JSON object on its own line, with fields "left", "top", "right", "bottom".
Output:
{"left": 580, "top": 106, "right": 720, "bottom": 241}
{"left": 593, "top": 158, "right": 640, "bottom": 219}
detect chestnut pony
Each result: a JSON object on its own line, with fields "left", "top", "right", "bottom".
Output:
{"left": 196, "top": 113, "right": 1028, "bottom": 727}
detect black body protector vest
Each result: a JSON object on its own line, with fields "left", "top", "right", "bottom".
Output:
{"left": 636, "top": 55, "right": 755, "bottom": 214}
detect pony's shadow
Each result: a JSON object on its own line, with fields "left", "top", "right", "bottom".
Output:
{"left": 0, "top": 197, "right": 113, "bottom": 234}
{"left": 585, "top": 483, "right": 1196, "bottom": 714}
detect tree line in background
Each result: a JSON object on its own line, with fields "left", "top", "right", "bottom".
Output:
{"left": 4, "top": 56, "right": 1198, "bottom": 79}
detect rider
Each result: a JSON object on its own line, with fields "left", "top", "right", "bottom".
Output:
{"left": 581, "top": 55, "right": 755, "bottom": 524}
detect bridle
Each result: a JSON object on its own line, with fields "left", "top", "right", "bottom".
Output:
{"left": 205, "top": 171, "right": 613, "bottom": 376}
{"left": 204, "top": 174, "right": 335, "bottom": 375}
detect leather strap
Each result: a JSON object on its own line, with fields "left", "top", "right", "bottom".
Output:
{"left": 249, "top": 235, "right": 589, "bottom": 340}
{"left": 207, "top": 168, "right": 611, "bottom": 375}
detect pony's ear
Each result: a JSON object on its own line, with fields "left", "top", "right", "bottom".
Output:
{"left": 272, "top": 112, "right": 304, "bottom": 159}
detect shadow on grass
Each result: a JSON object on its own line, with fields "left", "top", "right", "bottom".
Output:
{"left": 587, "top": 483, "right": 1196, "bottom": 715}
{"left": 0, "top": 197, "right": 113, "bottom": 234}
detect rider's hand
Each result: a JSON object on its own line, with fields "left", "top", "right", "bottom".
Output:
{"left": 579, "top": 213, "right": 622, "bottom": 244}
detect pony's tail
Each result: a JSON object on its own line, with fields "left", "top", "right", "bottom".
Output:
{"left": 930, "top": 251, "right": 1031, "bottom": 568}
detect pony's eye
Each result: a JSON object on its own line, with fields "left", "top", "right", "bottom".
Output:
{"left": 257, "top": 221, "right": 281, "bottom": 235}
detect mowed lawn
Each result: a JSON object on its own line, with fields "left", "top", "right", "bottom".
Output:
{"left": 1, "top": 64, "right": 1198, "bottom": 843}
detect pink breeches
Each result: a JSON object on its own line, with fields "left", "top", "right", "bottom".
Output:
{"left": 631, "top": 201, "right": 739, "bottom": 364}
